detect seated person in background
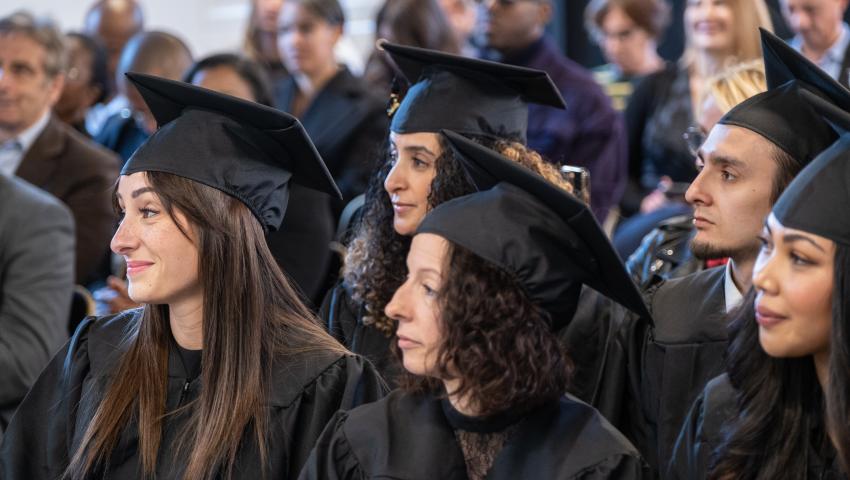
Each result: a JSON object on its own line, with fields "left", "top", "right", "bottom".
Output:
{"left": 242, "top": 0, "right": 287, "bottom": 82}
{"left": 95, "top": 30, "right": 192, "bottom": 164}
{"left": 585, "top": 0, "right": 670, "bottom": 111}
{"left": 82, "top": 0, "right": 144, "bottom": 137}
{"left": 275, "top": 0, "right": 388, "bottom": 211}
{"left": 623, "top": 0, "right": 773, "bottom": 218}
{"left": 620, "top": 59, "right": 767, "bottom": 278}
{"left": 0, "top": 174, "right": 74, "bottom": 441}
{"left": 0, "top": 12, "right": 119, "bottom": 285}
{"left": 299, "top": 132, "right": 648, "bottom": 480}
{"left": 0, "top": 74, "right": 386, "bottom": 479}
{"left": 363, "top": 0, "right": 460, "bottom": 96}
{"left": 436, "top": 0, "right": 477, "bottom": 56}
{"left": 479, "top": 0, "right": 626, "bottom": 223}
{"left": 54, "top": 32, "right": 108, "bottom": 136}
{"left": 783, "top": 0, "right": 850, "bottom": 85}
{"left": 599, "top": 30, "right": 843, "bottom": 475}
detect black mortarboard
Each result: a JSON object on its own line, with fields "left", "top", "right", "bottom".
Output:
{"left": 121, "top": 73, "right": 341, "bottom": 232}
{"left": 380, "top": 42, "right": 565, "bottom": 143}
{"left": 415, "top": 130, "right": 650, "bottom": 330}
{"left": 773, "top": 133, "right": 850, "bottom": 244}
{"left": 716, "top": 29, "right": 842, "bottom": 165}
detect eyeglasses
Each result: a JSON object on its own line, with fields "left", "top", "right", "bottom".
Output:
{"left": 683, "top": 125, "right": 707, "bottom": 157}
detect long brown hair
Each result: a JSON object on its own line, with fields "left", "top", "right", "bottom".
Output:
{"left": 64, "top": 172, "right": 346, "bottom": 479}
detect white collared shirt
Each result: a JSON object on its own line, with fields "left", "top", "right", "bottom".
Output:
{"left": 724, "top": 261, "right": 744, "bottom": 313}
{"left": 0, "top": 109, "right": 51, "bottom": 176}
{"left": 790, "top": 23, "right": 850, "bottom": 81}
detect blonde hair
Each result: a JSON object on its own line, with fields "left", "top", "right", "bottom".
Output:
{"left": 703, "top": 59, "right": 767, "bottom": 113}
{"left": 683, "top": 0, "right": 773, "bottom": 75}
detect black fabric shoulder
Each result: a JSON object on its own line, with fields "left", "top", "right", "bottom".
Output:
{"left": 79, "top": 309, "right": 142, "bottom": 379}
{"left": 650, "top": 266, "right": 727, "bottom": 344}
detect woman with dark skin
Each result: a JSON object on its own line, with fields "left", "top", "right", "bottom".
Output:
{"left": 319, "top": 43, "right": 572, "bottom": 385}
{"left": 300, "top": 132, "right": 648, "bottom": 480}
{"left": 0, "top": 74, "right": 385, "bottom": 479}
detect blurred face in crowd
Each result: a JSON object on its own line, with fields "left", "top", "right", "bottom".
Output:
{"left": 596, "top": 6, "right": 657, "bottom": 75}
{"left": 684, "top": 0, "right": 735, "bottom": 55}
{"left": 384, "top": 131, "right": 441, "bottom": 236}
{"left": 112, "top": 172, "right": 202, "bottom": 308}
{"left": 439, "top": 0, "right": 478, "bottom": 43}
{"left": 385, "top": 232, "right": 448, "bottom": 377}
{"left": 119, "top": 76, "right": 156, "bottom": 135}
{"left": 754, "top": 213, "right": 833, "bottom": 360}
{"left": 190, "top": 66, "right": 255, "bottom": 102}
{"left": 0, "top": 33, "right": 64, "bottom": 138}
{"left": 84, "top": 1, "right": 143, "bottom": 92}
{"left": 255, "top": 0, "right": 285, "bottom": 33}
{"left": 277, "top": 2, "right": 341, "bottom": 78}
{"left": 781, "top": 0, "right": 849, "bottom": 53}
{"left": 55, "top": 36, "right": 102, "bottom": 127}
{"left": 686, "top": 124, "right": 777, "bottom": 262}
{"left": 479, "top": 0, "right": 552, "bottom": 53}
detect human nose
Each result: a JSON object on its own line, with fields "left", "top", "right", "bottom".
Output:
{"left": 385, "top": 277, "right": 412, "bottom": 323}
{"left": 752, "top": 249, "right": 779, "bottom": 295}
{"left": 110, "top": 215, "right": 138, "bottom": 256}
{"left": 685, "top": 170, "right": 709, "bottom": 207}
{"left": 384, "top": 160, "right": 407, "bottom": 195}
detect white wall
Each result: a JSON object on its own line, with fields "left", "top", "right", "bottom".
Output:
{"left": 3, "top": 0, "right": 383, "bottom": 64}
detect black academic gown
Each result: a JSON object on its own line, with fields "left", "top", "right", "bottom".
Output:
{"left": 669, "top": 374, "right": 845, "bottom": 479}
{"left": 0, "top": 309, "right": 387, "bottom": 479}
{"left": 275, "top": 68, "right": 388, "bottom": 212}
{"left": 597, "top": 266, "right": 728, "bottom": 475}
{"left": 298, "top": 389, "right": 647, "bottom": 480}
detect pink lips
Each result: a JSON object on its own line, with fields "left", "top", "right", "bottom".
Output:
{"left": 755, "top": 304, "right": 787, "bottom": 328}
{"left": 126, "top": 260, "right": 153, "bottom": 276}
{"left": 397, "top": 335, "right": 420, "bottom": 350}
{"left": 392, "top": 202, "right": 415, "bottom": 215}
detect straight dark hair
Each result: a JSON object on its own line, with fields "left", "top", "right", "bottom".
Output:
{"left": 709, "top": 242, "right": 850, "bottom": 479}
{"left": 64, "top": 172, "right": 346, "bottom": 480}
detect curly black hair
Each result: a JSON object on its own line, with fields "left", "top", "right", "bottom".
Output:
{"left": 397, "top": 241, "right": 573, "bottom": 417}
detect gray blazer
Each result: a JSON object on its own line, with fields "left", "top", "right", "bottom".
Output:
{"left": 0, "top": 174, "right": 75, "bottom": 436}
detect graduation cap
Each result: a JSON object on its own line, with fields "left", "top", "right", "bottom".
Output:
{"left": 415, "top": 130, "right": 650, "bottom": 330}
{"left": 121, "top": 73, "right": 341, "bottom": 232}
{"left": 380, "top": 41, "right": 566, "bottom": 143}
{"left": 773, "top": 132, "right": 850, "bottom": 244}
{"left": 716, "top": 29, "right": 843, "bottom": 165}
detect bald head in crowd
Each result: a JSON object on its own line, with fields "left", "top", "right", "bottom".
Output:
{"left": 84, "top": 0, "right": 144, "bottom": 97}
{"left": 118, "top": 31, "right": 192, "bottom": 134}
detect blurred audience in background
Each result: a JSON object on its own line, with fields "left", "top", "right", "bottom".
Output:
{"left": 363, "top": 0, "right": 460, "bottom": 96}
{"left": 0, "top": 12, "right": 118, "bottom": 286}
{"left": 53, "top": 32, "right": 109, "bottom": 136}
{"left": 622, "top": 0, "right": 772, "bottom": 221}
{"left": 479, "top": 0, "right": 626, "bottom": 224}
{"left": 82, "top": 0, "right": 143, "bottom": 136}
{"left": 95, "top": 30, "right": 192, "bottom": 164}
{"left": 243, "top": 0, "right": 287, "bottom": 82}
{"left": 586, "top": 0, "right": 670, "bottom": 111}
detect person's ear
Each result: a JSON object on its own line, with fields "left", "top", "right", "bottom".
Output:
{"left": 538, "top": 0, "right": 554, "bottom": 26}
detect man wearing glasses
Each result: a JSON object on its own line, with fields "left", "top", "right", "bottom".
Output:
{"left": 477, "top": 0, "right": 626, "bottom": 225}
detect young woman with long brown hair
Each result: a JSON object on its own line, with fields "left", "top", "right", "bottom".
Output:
{"left": 301, "top": 132, "right": 649, "bottom": 479}
{"left": 0, "top": 74, "right": 385, "bottom": 479}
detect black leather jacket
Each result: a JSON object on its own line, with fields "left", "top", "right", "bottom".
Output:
{"left": 625, "top": 214, "right": 703, "bottom": 290}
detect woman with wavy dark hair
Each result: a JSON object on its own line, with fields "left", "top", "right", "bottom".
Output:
{"left": 300, "top": 132, "right": 648, "bottom": 479}
{"left": 0, "top": 75, "right": 385, "bottom": 479}
{"left": 669, "top": 132, "right": 850, "bottom": 479}
{"left": 319, "top": 43, "right": 572, "bottom": 384}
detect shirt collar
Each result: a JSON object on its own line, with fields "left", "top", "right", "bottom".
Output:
{"left": 724, "top": 261, "right": 744, "bottom": 313}
{"left": 15, "top": 109, "right": 51, "bottom": 156}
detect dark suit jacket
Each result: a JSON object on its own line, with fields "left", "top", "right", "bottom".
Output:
{"left": 16, "top": 115, "right": 120, "bottom": 284}
{"left": 0, "top": 175, "right": 75, "bottom": 437}
{"left": 275, "top": 67, "right": 388, "bottom": 210}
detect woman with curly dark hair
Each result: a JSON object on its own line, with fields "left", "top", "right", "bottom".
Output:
{"left": 300, "top": 132, "right": 649, "bottom": 479}
{"left": 668, "top": 129, "right": 850, "bottom": 479}
{"left": 319, "top": 43, "right": 573, "bottom": 384}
